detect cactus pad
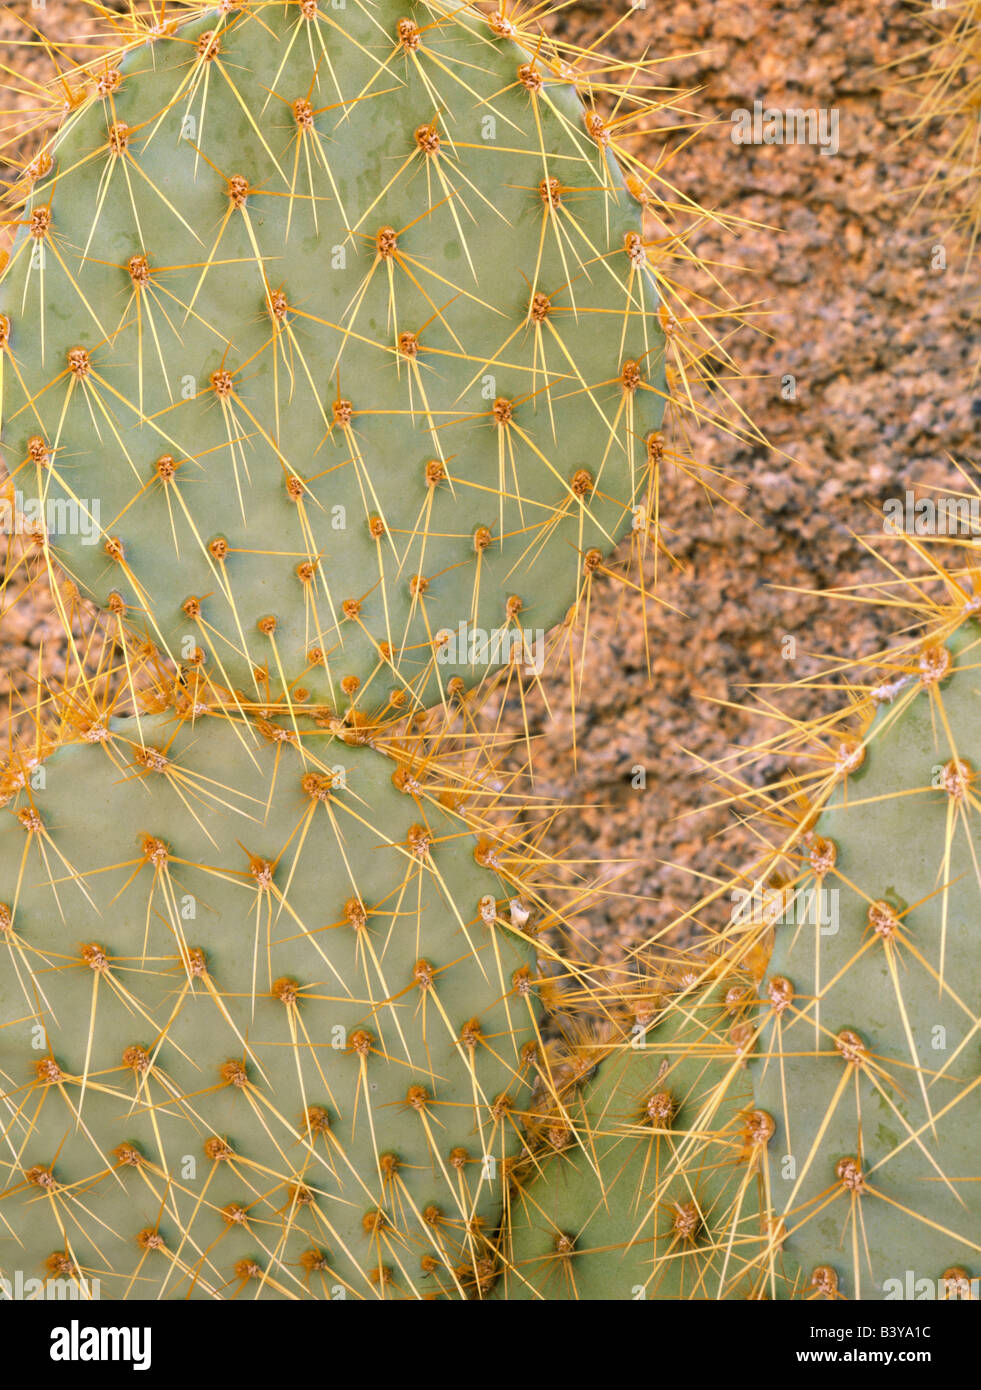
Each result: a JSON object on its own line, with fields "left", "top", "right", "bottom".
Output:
{"left": 493, "top": 977, "right": 774, "bottom": 1299}
{"left": 751, "top": 627, "right": 981, "bottom": 1299}
{"left": 0, "top": 1, "right": 665, "bottom": 718}
{"left": 0, "top": 713, "right": 541, "bottom": 1298}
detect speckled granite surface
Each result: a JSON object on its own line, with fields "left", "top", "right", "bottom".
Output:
{"left": 482, "top": 0, "right": 980, "bottom": 955}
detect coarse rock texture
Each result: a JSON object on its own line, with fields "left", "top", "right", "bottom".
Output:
{"left": 1, "top": 0, "right": 979, "bottom": 957}
{"left": 481, "top": 0, "right": 981, "bottom": 957}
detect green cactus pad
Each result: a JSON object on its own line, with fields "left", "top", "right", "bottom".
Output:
{"left": 751, "top": 627, "right": 981, "bottom": 1300}
{"left": 0, "top": 714, "right": 541, "bottom": 1298}
{"left": 492, "top": 979, "right": 776, "bottom": 1299}
{"left": 0, "top": 0, "right": 664, "bottom": 718}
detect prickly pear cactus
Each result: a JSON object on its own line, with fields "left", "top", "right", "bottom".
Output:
{"left": 749, "top": 625, "right": 981, "bottom": 1300}
{"left": 0, "top": 715, "right": 542, "bottom": 1298}
{"left": 492, "top": 974, "right": 778, "bottom": 1299}
{"left": 0, "top": 0, "right": 664, "bottom": 717}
